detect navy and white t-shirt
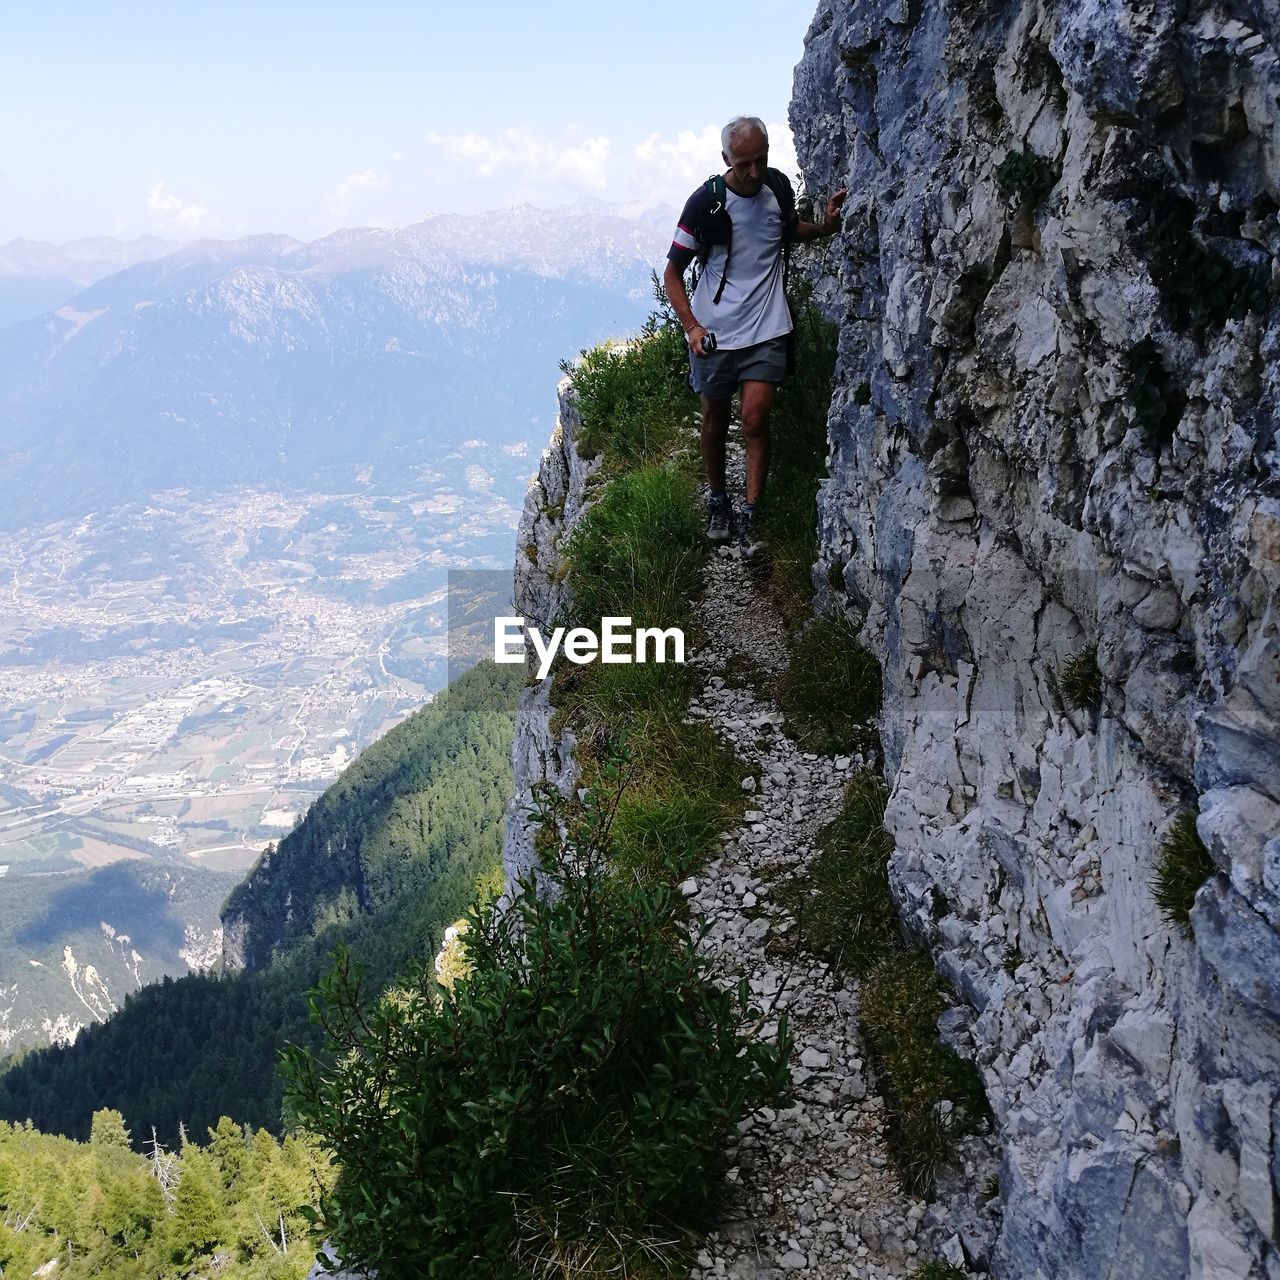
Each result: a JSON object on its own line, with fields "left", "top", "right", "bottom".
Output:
{"left": 668, "top": 178, "right": 795, "bottom": 351}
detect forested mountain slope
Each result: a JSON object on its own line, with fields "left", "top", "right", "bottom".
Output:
{"left": 0, "top": 660, "right": 521, "bottom": 1146}
{"left": 220, "top": 657, "right": 521, "bottom": 971}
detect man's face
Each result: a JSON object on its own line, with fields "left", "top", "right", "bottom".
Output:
{"left": 724, "top": 128, "right": 768, "bottom": 195}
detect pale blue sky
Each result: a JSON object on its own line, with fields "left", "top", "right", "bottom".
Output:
{"left": 1, "top": 1, "right": 818, "bottom": 244}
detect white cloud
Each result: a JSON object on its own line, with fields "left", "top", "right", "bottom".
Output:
{"left": 146, "top": 182, "right": 210, "bottom": 234}
{"left": 424, "top": 127, "right": 611, "bottom": 192}
{"left": 633, "top": 125, "right": 722, "bottom": 185}
{"left": 633, "top": 121, "right": 799, "bottom": 199}
{"left": 326, "top": 169, "right": 391, "bottom": 221}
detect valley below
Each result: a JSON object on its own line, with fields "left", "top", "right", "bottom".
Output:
{"left": 0, "top": 447, "right": 529, "bottom": 1054}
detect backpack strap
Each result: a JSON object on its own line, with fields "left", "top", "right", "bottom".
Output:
{"left": 764, "top": 168, "right": 798, "bottom": 296}
{"left": 705, "top": 174, "right": 732, "bottom": 305}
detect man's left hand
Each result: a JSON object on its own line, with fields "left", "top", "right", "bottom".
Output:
{"left": 824, "top": 188, "right": 849, "bottom": 233}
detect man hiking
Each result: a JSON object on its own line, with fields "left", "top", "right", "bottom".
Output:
{"left": 663, "top": 115, "right": 847, "bottom": 559}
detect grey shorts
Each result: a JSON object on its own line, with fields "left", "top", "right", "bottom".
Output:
{"left": 688, "top": 334, "right": 789, "bottom": 399}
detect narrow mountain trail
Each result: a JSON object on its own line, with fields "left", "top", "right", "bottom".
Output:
{"left": 682, "top": 444, "right": 936, "bottom": 1280}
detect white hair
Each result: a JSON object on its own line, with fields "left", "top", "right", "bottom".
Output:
{"left": 721, "top": 116, "right": 769, "bottom": 157}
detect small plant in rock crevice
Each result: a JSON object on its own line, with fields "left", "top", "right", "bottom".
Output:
{"left": 1152, "top": 809, "right": 1218, "bottom": 933}
{"left": 1127, "top": 337, "right": 1186, "bottom": 449}
{"left": 908, "top": 1263, "right": 971, "bottom": 1280}
{"left": 995, "top": 147, "right": 1056, "bottom": 207}
{"left": 1145, "top": 189, "right": 1271, "bottom": 334}
{"left": 860, "top": 949, "right": 991, "bottom": 1196}
{"left": 1057, "top": 645, "right": 1102, "bottom": 712}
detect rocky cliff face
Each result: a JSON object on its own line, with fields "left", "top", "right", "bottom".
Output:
{"left": 500, "top": 377, "right": 595, "bottom": 889}
{"left": 792, "top": 1, "right": 1278, "bottom": 1276}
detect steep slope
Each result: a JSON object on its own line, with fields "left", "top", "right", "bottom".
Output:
{"left": 792, "top": 2, "right": 1279, "bottom": 1276}
{"left": 0, "top": 660, "right": 521, "bottom": 1145}
{"left": 220, "top": 658, "right": 520, "bottom": 971}
{"left": 0, "top": 861, "right": 238, "bottom": 1054}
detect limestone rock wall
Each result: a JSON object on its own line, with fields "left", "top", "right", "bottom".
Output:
{"left": 499, "top": 376, "right": 595, "bottom": 889}
{"left": 792, "top": 1, "right": 1279, "bottom": 1276}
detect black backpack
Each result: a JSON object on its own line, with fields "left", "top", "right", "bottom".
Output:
{"left": 695, "top": 167, "right": 798, "bottom": 305}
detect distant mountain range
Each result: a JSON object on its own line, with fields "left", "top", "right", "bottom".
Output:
{"left": 0, "top": 203, "right": 675, "bottom": 529}
{"left": 0, "top": 235, "right": 180, "bottom": 329}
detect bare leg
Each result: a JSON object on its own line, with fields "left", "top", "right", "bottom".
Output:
{"left": 740, "top": 380, "right": 778, "bottom": 505}
{"left": 700, "top": 396, "right": 732, "bottom": 493}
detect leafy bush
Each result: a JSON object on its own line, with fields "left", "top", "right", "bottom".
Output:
{"left": 909, "top": 1263, "right": 970, "bottom": 1280}
{"left": 860, "top": 950, "right": 990, "bottom": 1196}
{"left": 1058, "top": 645, "right": 1102, "bottom": 712}
{"left": 1152, "top": 809, "right": 1217, "bottom": 933}
{"left": 282, "top": 770, "right": 790, "bottom": 1280}
{"left": 778, "top": 613, "right": 881, "bottom": 753}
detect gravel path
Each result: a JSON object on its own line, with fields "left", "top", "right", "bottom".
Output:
{"left": 681, "top": 444, "right": 941, "bottom": 1280}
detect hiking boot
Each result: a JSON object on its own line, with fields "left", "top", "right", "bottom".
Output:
{"left": 706, "top": 493, "right": 733, "bottom": 545}
{"left": 738, "top": 504, "right": 762, "bottom": 562}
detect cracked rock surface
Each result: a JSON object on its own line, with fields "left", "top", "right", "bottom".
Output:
{"left": 793, "top": 0, "right": 1280, "bottom": 1275}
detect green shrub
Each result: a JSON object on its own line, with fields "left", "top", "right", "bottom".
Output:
{"left": 860, "top": 950, "right": 989, "bottom": 1196}
{"left": 1058, "top": 645, "right": 1102, "bottom": 711}
{"left": 995, "top": 148, "right": 1056, "bottom": 206}
{"left": 561, "top": 274, "right": 692, "bottom": 472}
{"left": 778, "top": 614, "right": 881, "bottom": 753}
{"left": 1152, "top": 809, "right": 1217, "bottom": 933}
{"left": 283, "top": 772, "right": 790, "bottom": 1280}
{"left": 780, "top": 771, "right": 898, "bottom": 975}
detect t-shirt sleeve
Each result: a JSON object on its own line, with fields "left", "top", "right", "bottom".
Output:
{"left": 666, "top": 187, "right": 710, "bottom": 270}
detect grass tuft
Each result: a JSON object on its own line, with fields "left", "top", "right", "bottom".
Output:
{"left": 861, "top": 950, "right": 990, "bottom": 1196}
{"left": 561, "top": 273, "right": 693, "bottom": 473}
{"left": 1152, "top": 809, "right": 1217, "bottom": 933}
{"left": 909, "top": 1264, "right": 970, "bottom": 1280}
{"left": 566, "top": 463, "right": 704, "bottom": 632}
{"left": 778, "top": 614, "right": 881, "bottom": 754}
{"left": 778, "top": 771, "right": 898, "bottom": 975}
{"left": 783, "top": 773, "right": 987, "bottom": 1196}
{"left": 755, "top": 280, "right": 838, "bottom": 622}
